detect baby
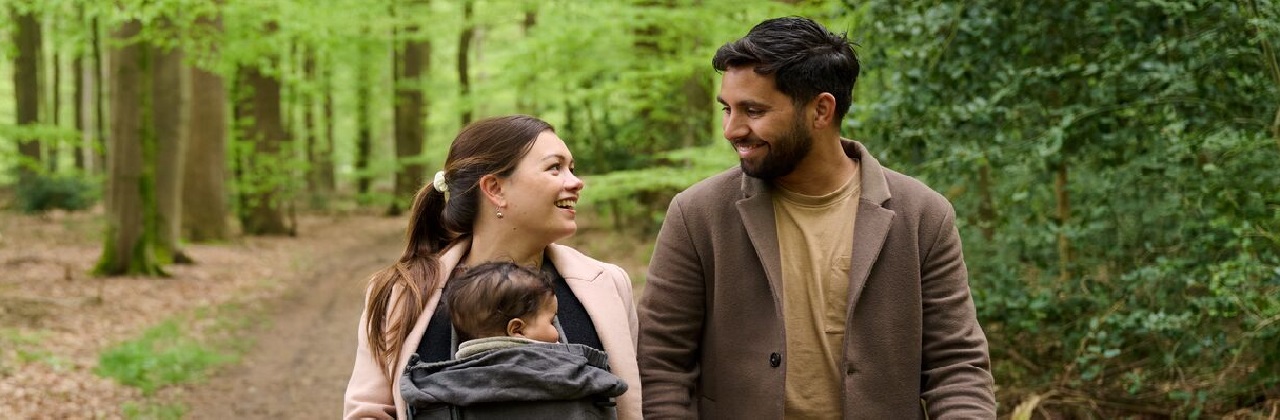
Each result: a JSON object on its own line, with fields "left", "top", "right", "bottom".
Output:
{"left": 400, "top": 262, "right": 628, "bottom": 420}
{"left": 448, "top": 261, "right": 561, "bottom": 353}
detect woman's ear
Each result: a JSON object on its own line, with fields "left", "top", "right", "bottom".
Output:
{"left": 478, "top": 174, "right": 506, "bottom": 209}
{"left": 506, "top": 318, "right": 526, "bottom": 337}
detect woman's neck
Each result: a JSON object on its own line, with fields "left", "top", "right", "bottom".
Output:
{"left": 465, "top": 232, "right": 545, "bottom": 269}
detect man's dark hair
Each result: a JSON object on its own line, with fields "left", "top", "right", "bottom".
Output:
{"left": 712, "top": 16, "right": 860, "bottom": 118}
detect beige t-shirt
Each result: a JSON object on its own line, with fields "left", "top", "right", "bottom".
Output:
{"left": 773, "top": 164, "right": 862, "bottom": 419}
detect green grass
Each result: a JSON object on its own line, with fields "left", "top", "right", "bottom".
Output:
{"left": 92, "top": 289, "right": 271, "bottom": 418}
{"left": 95, "top": 319, "right": 233, "bottom": 395}
{"left": 94, "top": 300, "right": 267, "bottom": 395}
{"left": 122, "top": 401, "right": 186, "bottom": 420}
{"left": 0, "top": 328, "right": 61, "bottom": 376}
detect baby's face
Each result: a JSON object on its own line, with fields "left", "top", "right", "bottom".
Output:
{"left": 518, "top": 295, "right": 559, "bottom": 343}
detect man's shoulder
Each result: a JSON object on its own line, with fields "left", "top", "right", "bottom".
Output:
{"left": 877, "top": 165, "right": 954, "bottom": 216}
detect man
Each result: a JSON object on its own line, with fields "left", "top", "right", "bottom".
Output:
{"left": 637, "top": 16, "right": 996, "bottom": 419}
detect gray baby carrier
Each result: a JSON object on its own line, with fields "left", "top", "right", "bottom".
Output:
{"left": 399, "top": 325, "right": 627, "bottom": 420}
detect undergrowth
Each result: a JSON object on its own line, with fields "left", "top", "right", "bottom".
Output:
{"left": 94, "top": 301, "right": 265, "bottom": 418}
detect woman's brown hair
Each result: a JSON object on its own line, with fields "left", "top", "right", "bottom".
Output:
{"left": 363, "top": 115, "right": 553, "bottom": 377}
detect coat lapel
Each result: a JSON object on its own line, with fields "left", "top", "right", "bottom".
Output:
{"left": 844, "top": 141, "right": 895, "bottom": 313}
{"left": 547, "top": 245, "right": 630, "bottom": 351}
{"left": 737, "top": 175, "right": 785, "bottom": 315}
{"left": 547, "top": 245, "right": 642, "bottom": 420}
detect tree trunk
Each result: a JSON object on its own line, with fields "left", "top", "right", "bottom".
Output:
{"left": 75, "top": 54, "right": 91, "bottom": 173}
{"left": 320, "top": 60, "right": 337, "bottom": 192}
{"left": 95, "top": 19, "right": 164, "bottom": 276}
{"left": 45, "top": 15, "right": 59, "bottom": 172}
{"left": 50, "top": 34, "right": 61, "bottom": 173}
{"left": 51, "top": 42, "right": 60, "bottom": 128}
{"left": 12, "top": 7, "right": 43, "bottom": 183}
{"left": 238, "top": 59, "right": 293, "bottom": 235}
{"left": 457, "top": 0, "right": 474, "bottom": 126}
{"left": 633, "top": 0, "right": 702, "bottom": 154}
{"left": 302, "top": 48, "right": 325, "bottom": 209}
{"left": 355, "top": 56, "right": 373, "bottom": 198}
{"left": 184, "top": 63, "right": 231, "bottom": 242}
{"left": 1055, "top": 161, "right": 1072, "bottom": 283}
{"left": 680, "top": 66, "right": 714, "bottom": 148}
{"left": 73, "top": 5, "right": 92, "bottom": 174}
{"left": 92, "top": 16, "right": 108, "bottom": 175}
{"left": 515, "top": 8, "right": 537, "bottom": 114}
{"left": 977, "top": 161, "right": 996, "bottom": 241}
{"left": 390, "top": 5, "right": 429, "bottom": 216}
{"left": 152, "top": 44, "right": 191, "bottom": 263}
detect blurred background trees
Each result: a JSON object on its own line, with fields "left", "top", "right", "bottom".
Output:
{"left": 1, "top": 0, "right": 1277, "bottom": 416}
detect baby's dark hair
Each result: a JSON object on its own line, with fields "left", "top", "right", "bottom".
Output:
{"left": 446, "top": 261, "right": 555, "bottom": 341}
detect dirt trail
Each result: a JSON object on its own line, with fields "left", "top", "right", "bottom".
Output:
{"left": 164, "top": 214, "right": 647, "bottom": 419}
{"left": 180, "top": 216, "right": 402, "bottom": 419}
{"left": 0, "top": 207, "right": 644, "bottom": 418}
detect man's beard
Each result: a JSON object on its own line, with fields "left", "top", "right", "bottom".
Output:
{"left": 738, "top": 117, "right": 813, "bottom": 180}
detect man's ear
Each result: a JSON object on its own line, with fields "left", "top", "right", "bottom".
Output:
{"left": 506, "top": 318, "right": 526, "bottom": 337}
{"left": 478, "top": 174, "right": 506, "bottom": 209}
{"left": 811, "top": 92, "right": 838, "bottom": 130}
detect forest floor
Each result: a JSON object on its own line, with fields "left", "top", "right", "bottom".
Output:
{"left": 0, "top": 204, "right": 651, "bottom": 419}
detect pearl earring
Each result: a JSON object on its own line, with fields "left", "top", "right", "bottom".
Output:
{"left": 496, "top": 209, "right": 504, "bottom": 219}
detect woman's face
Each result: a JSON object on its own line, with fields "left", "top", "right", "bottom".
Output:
{"left": 498, "top": 131, "right": 584, "bottom": 244}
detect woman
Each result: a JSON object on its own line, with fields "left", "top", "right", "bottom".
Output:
{"left": 343, "top": 115, "right": 640, "bottom": 419}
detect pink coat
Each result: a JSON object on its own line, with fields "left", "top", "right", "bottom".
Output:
{"left": 343, "top": 240, "right": 642, "bottom": 419}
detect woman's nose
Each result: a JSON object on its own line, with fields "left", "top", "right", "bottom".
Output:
{"left": 565, "top": 172, "right": 584, "bottom": 191}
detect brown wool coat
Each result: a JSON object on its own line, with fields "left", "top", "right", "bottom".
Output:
{"left": 638, "top": 141, "right": 996, "bottom": 419}
{"left": 343, "top": 241, "right": 642, "bottom": 420}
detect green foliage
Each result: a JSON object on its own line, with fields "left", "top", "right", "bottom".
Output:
{"left": 228, "top": 137, "right": 308, "bottom": 219}
{"left": 14, "top": 174, "right": 98, "bottom": 213}
{"left": 851, "top": 0, "right": 1280, "bottom": 415}
{"left": 95, "top": 320, "right": 233, "bottom": 395}
{"left": 0, "top": 329, "right": 60, "bottom": 376}
{"left": 121, "top": 401, "right": 186, "bottom": 420}
{"left": 489, "top": 0, "right": 829, "bottom": 174}
{"left": 582, "top": 143, "right": 737, "bottom": 233}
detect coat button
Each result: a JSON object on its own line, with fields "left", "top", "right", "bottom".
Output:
{"left": 769, "top": 353, "right": 781, "bottom": 367}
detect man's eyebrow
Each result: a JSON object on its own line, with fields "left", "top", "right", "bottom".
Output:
{"left": 717, "top": 97, "right": 770, "bottom": 109}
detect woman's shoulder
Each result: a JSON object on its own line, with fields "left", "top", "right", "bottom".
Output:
{"left": 547, "top": 243, "right": 614, "bottom": 267}
{"left": 547, "top": 244, "right": 628, "bottom": 280}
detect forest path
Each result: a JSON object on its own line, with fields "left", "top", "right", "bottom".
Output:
{"left": 168, "top": 212, "right": 648, "bottom": 419}
{"left": 179, "top": 214, "right": 402, "bottom": 419}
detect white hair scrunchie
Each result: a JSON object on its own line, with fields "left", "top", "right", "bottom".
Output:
{"left": 432, "top": 171, "right": 449, "bottom": 202}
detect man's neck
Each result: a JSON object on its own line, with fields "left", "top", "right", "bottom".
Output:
{"left": 774, "top": 136, "right": 857, "bottom": 196}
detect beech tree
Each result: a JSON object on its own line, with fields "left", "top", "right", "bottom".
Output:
{"left": 95, "top": 19, "right": 163, "bottom": 276}
{"left": 152, "top": 42, "right": 190, "bottom": 262}
{"left": 234, "top": 22, "right": 293, "bottom": 236}
{"left": 389, "top": 0, "right": 430, "bottom": 216}
{"left": 10, "top": 4, "right": 43, "bottom": 184}
{"left": 182, "top": 11, "right": 231, "bottom": 242}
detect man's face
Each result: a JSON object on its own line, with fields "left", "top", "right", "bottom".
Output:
{"left": 717, "top": 66, "right": 813, "bottom": 180}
